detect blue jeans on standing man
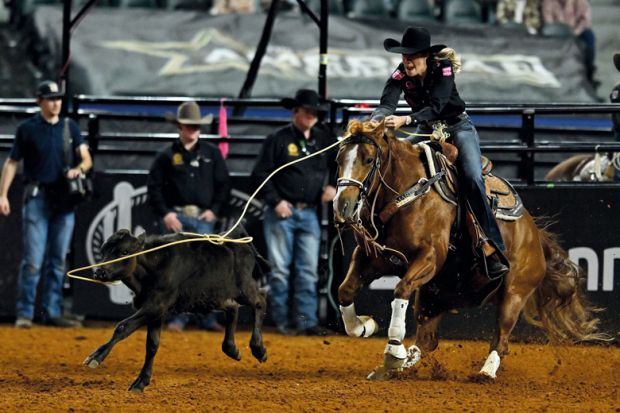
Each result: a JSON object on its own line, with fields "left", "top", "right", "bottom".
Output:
{"left": 263, "top": 206, "right": 321, "bottom": 331}
{"left": 412, "top": 113, "right": 505, "bottom": 251}
{"left": 16, "top": 191, "right": 75, "bottom": 320}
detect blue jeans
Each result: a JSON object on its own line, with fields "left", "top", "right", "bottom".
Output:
{"left": 161, "top": 214, "right": 217, "bottom": 328}
{"left": 413, "top": 114, "right": 505, "bottom": 251}
{"left": 16, "top": 191, "right": 75, "bottom": 319}
{"left": 263, "top": 207, "right": 321, "bottom": 330}
{"left": 578, "top": 29, "right": 596, "bottom": 81}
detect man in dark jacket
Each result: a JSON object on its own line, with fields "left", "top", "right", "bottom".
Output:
{"left": 147, "top": 100, "right": 230, "bottom": 331}
{"left": 252, "top": 89, "right": 336, "bottom": 336}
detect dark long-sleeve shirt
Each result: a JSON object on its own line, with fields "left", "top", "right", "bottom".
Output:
{"left": 372, "top": 57, "right": 466, "bottom": 124}
{"left": 611, "top": 84, "right": 620, "bottom": 132}
{"left": 251, "top": 123, "right": 336, "bottom": 208}
{"left": 147, "top": 140, "right": 230, "bottom": 218}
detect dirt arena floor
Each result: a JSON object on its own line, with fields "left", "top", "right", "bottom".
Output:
{"left": 0, "top": 325, "right": 618, "bottom": 412}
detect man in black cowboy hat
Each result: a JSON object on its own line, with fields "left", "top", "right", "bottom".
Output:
{"left": 0, "top": 80, "right": 92, "bottom": 328}
{"left": 147, "top": 100, "right": 230, "bottom": 332}
{"left": 611, "top": 53, "right": 620, "bottom": 180}
{"left": 252, "top": 89, "right": 337, "bottom": 336}
{"left": 371, "top": 27, "right": 508, "bottom": 276}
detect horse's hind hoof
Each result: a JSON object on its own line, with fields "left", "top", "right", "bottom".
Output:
{"left": 468, "top": 372, "right": 496, "bottom": 384}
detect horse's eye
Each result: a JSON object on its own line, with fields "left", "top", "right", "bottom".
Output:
{"left": 364, "top": 157, "right": 374, "bottom": 165}
{"left": 122, "top": 250, "right": 129, "bottom": 256}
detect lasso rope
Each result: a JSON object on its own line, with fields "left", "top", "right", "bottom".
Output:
{"left": 67, "top": 125, "right": 434, "bottom": 285}
{"left": 67, "top": 137, "right": 343, "bottom": 285}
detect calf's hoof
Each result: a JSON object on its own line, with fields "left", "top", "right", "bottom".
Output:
{"left": 222, "top": 344, "right": 241, "bottom": 361}
{"left": 128, "top": 379, "right": 148, "bottom": 392}
{"left": 251, "top": 346, "right": 268, "bottom": 363}
{"left": 83, "top": 355, "right": 100, "bottom": 369}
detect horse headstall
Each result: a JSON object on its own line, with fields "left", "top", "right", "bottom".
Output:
{"left": 336, "top": 134, "right": 383, "bottom": 196}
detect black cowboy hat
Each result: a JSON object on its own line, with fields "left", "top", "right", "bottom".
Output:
{"left": 164, "top": 101, "right": 213, "bottom": 125}
{"left": 614, "top": 53, "right": 620, "bottom": 72}
{"left": 281, "top": 89, "right": 328, "bottom": 112}
{"left": 384, "top": 27, "right": 445, "bottom": 55}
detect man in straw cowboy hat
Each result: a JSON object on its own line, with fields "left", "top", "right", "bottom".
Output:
{"left": 370, "top": 27, "right": 509, "bottom": 279}
{"left": 147, "top": 100, "right": 230, "bottom": 332}
{"left": 252, "top": 89, "right": 337, "bottom": 336}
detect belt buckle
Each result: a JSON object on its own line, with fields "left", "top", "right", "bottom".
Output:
{"left": 181, "top": 205, "right": 200, "bottom": 218}
{"left": 295, "top": 202, "right": 308, "bottom": 209}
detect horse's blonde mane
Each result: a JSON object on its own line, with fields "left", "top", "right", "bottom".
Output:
{"left": 345, "top": 119, "right": 385, "bottom": 141}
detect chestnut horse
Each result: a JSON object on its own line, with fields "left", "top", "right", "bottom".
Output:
{"left": 334, "top": 120, "right": 604, "bottom": 380}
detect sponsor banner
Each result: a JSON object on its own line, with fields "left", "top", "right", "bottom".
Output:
{"left": 32, "top": 6, "right": 596, "bottom": 102}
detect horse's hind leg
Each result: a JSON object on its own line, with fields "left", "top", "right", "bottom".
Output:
{"left": 479, "top": 290, "right": 529, "bottom": 379}
{"left": 408, "top": 310, "right": 445, "bottom": 368}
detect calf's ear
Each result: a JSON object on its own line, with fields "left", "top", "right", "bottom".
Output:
{"left": 137, "top": 232, "right": 147, "bottom": 247}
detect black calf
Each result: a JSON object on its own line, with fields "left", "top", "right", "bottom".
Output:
{"left": 85, "top": 229, "right": 269, "bottom": 392}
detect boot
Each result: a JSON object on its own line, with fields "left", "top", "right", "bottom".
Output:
{"left": 486, "top": 252, "right": 509, "bottom": 279}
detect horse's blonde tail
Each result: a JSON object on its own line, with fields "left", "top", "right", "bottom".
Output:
{"left": 437, "top": 47, "right": 461, "bottom": 74}
{"left": 522, "top": 228, "right": 608, "bottom": 343}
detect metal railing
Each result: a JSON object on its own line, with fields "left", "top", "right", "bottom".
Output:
{"left": 1, "top": 96, "right": 619, "bottom": 184}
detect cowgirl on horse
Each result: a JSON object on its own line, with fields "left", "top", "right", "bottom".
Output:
{"left": 370, "top": 27, "right": 508, "bottom": 278}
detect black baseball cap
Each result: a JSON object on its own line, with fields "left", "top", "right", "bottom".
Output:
{"left": 36, "top": 80, "right": 64, "bottom": 99}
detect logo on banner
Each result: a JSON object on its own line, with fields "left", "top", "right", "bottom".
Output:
{"left": 86, "top": 183, "right": 264, "bottom": 305}
{"left": 99, "top": 30, "right": 560, "bottom": 88}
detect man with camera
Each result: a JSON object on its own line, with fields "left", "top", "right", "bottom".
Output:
{"left": 0, "top": 80, "right": 92, "bottom": 328}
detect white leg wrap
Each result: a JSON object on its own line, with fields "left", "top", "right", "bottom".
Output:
{"left": 340, "top": 303, "right": 378, "bottom": 338}
{"left": 387, "top": 299, "right": 409, "bottom": 342}
{"left": 384, "top": 341, "right": 408, "bottom": 360}
{"left": 479, "top": 350, "right": 501, "bottom": 379}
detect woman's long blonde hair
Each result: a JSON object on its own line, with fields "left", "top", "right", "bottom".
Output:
{"left": 436, "top": 47, "right": 461, "bottom": 74}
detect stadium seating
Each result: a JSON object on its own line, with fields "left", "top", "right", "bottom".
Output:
{"left": 443, "top": 0, "right": 482, "bottom": 24}
{"left": 397, "top": 0, "right": 435, "bottom": 22}
{"left": 347, "top": 0, "right": 390, "bottom": 18}
{"left": 540, "top": 22, "right": 574, "bottom": 37}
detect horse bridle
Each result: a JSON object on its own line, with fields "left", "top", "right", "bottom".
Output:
{"left": 336, "top": 134, "right": 383, "bottom": 200}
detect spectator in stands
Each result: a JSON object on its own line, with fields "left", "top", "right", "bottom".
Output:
{"left": 210, "top": 0, "right": 256, "bottom": 14}
{"left": 0, "top": 80, "right": 92, "bottom": 328}
{"left": 370, "top": 27, "right": 509, "bottom": 279}
{"left": 251, "top": 89, "right": 336, "bottom": 336}
{"left": 611, "top": 53, "right": 620, "bottom": 180}
{"left": 541, "top": 0, "right": 596, "bottom": 83}
{"left": 147, "top": 101, "right": 230, "bottom": 332}
{"left": 496, "top": 0, "right": 542, "bottom": 34}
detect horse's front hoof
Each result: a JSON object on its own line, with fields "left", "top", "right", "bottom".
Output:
{"left": 128, "top": 377, "right": 149, "bottom": 392}
{"left": 383, "top": 353, "right": 406, "bottom": 370}
{"left": 367, "top": 366, "right": 401, "bottom": 381}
